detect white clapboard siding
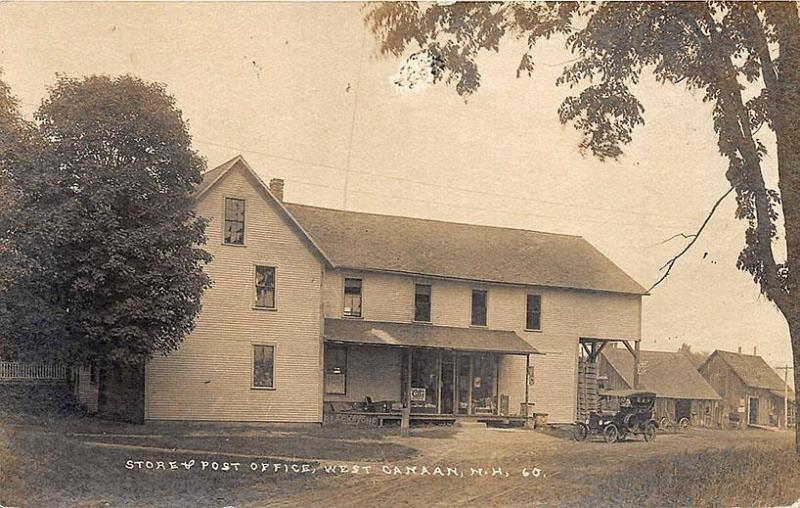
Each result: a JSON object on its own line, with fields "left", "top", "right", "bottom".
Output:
{"left": 322, "top": 270, "right": 642, "bottom": 423}
{"left": 145, "top": 161, "right": 324, "bottom": 423}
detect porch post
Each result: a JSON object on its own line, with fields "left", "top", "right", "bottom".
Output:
{"left": 524, "top": 354, "right": 531, "bottom": 427}
{"left": 437, "top": 350, "right": 442, "bottom": 415}
{"left": 401, "top": 348, "right": 412, "bottom": 437}
{"left": 633, "top": 340, "right": 640, "bottom": 389}
{"left": 494, "top": 355, "right": 500, "bottom": 416}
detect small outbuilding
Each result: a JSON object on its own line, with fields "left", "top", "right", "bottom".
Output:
{"left": 599, "top": 348, "right": 721, "bottom": 427}
{"left": 698, "top": 350, "right": 795, "bottom": 428}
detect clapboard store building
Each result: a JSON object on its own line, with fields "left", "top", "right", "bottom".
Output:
{"left": 76, "top": 156, "right": 646, "bottom": 425}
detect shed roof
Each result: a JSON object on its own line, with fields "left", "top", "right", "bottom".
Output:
{"left": 601, "top": 348, "right": 721, "bottom": 400}
{"left": 324, "top": 318, "right": 540, "bottom": 355}
{"left": 285, "top": 203, "right": 647, "bottom": 295}
{"left": 708, "top": 350, "right": 795, "bottom": 401}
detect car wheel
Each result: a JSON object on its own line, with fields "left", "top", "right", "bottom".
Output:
{"left": 659, "top": 417, "right": 671, "bottom": 430}
{"left": 678, "top": 417, "right": 689, "bottom": 430}
{"left": 644, "top": 422, "right": 657, "bottom": 442}
{"left": 623, "top": 413, "right": 637, "bottom": 432}
{"left": 603, "top": 424, "right": 618, "bottom": 444}
{"left": 573, "top": 423, "right": 588, "bottom": 442}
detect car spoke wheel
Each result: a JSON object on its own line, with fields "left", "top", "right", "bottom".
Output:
{"left": 644, "top": 423, "right": 656, "bottom": 442}
{"left": 603, "top": 424, "right": 618, "bottom": 444}
{"left": 678, "top": 417, "right": 689, "bottom": 430}
{"left": 659, "top": 417, "right": 671, "bottom": 430}
{"left": 573, "top": 423, "right": 588, "bottom": 442}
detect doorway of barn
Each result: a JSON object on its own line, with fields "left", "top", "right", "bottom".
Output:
{"left": 748, "top": 397, "right": 760, "bottom": 425}
{"left": 675, "top": 399, "right": 692, "bottom": 424}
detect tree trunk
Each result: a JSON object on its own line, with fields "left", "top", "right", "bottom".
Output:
{"left": 791, "top": 318, "right": 800, "bottom": 452}
{"left": 766, "top": 3, "right": 800, "bottom": 454}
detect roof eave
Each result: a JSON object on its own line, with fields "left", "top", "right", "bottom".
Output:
{"left": 329, "top": 265, "right": 648, "bottom": 296}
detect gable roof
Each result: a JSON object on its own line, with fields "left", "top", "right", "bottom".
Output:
{"left": 705, "top": 350, "right": 795, "bottom": 400}
{"left": 196, "top": 156, "right": 332, "bottom": 266}
{"left": 194, "top": 157, "right": 239, "bottom": 198}
{"left": 285, "top": 203, "right": 647, "bottom": 295}
{"left": 601, "top": 348, "right": 720, "bottom": 400}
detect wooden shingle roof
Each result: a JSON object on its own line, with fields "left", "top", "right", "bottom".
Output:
{"left": 602, "top": 348, "right": 721, "bottom": 400}
{"left": 198, "top": 156, "right": 646, "bottom": 295}
{"left": 285, "top": 203, "right": 647, "bottom": 295}
{"left": 707, "top": 350, "right": 795, "bottom": 400}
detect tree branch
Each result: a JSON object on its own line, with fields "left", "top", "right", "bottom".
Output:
{"left": 650, "top": 232, "right": 698, "bottom": 248}
{"left": 648, "top": 186, "right": 735, "bottom": 293}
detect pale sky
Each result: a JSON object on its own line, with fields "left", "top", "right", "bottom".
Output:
{"left": 0, "top": 2, "right": 792, "bottom": 370}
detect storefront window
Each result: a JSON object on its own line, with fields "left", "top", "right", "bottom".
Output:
{"left": 471, "top": 353, "right": 497, "bottom": 415}
{"left": 325, "top": 344, "right": 346, "bottom": 395}
{"left": 410, "top": 353, "right": 439, "bottom": 414}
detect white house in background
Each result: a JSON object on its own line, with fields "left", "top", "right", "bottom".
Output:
{"left": 80, "top": 155, "right": 647, "bottom": 425}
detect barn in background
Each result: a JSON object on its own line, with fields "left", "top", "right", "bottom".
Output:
{"left": 699, "top": 350, "right": 795, "bottom": 429}
{"left": 599, "top": 347, "right": 721, "bottom": 427}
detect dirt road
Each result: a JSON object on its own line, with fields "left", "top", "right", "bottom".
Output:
{"left": 259, "top": 425, "right": 793, "bottom": 508}
{"left": 3, "top": 415, "right": 796, "bottom": 507}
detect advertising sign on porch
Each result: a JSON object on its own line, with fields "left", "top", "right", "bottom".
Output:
{"left": 527, "top": 365, "right": 535, "bottom": 386}
{"left": 410, "top": 387, "right": 427, "bottom": 402}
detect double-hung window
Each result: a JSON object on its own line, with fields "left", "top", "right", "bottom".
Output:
{"left": 224, "top": 197, "right": 246, "bottom": 245}
{"left": 414, "top": 284, "right": 431, "bottom": 322}
{"left": 471, "top": 289, "right": 488, "bottom": 326}
{"left": 252, "top": 344, "right": 275, "bottom": 389}
{"left": 343, "top": 278, "right": 362, "bottom": 317}
{"left": 526, "top": 294, "right": 542, "bottom": 331}
{"left": 255, "top": 266, "right": 276, "bottom": 309}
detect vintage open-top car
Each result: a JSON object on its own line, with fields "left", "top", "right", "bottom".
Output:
{"left": 573, "top": 389, "right": 659, "bottom": 443}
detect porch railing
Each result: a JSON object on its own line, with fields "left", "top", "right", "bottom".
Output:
{"left": 0, "top": 362, "right": 68, "bottom": 384}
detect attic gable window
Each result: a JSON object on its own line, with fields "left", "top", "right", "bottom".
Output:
{"left": 471, "top": 289, "right": 487, "bottom": 326}
{"left": 526, "top": 294, "right": 542, "bottom": 331}
{"left": 224, "top": 197, "right": 245, "bottom": 245}
{"left": 343, "top": 278, "right": 362, "bottom": 317}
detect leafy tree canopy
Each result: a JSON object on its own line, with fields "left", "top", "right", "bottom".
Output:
{"left": 0, "top": 74, "right": 212, "bottom": 367}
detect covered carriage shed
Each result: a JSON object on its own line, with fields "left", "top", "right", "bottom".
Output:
{"left": 599, "top": 348, "right": 721, "bottom": 427}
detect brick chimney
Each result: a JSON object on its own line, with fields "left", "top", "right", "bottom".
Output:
{"left": 753, "top": 346, "right": 757, "bottom": 356}
{"left": 269, "top": 178, "right": 284, "bottom": 202}
{"left": 738, "top": 346, "right": 742, "bottom": 354}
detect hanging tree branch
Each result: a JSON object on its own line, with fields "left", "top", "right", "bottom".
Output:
{"left": 648, "top": 186, "right": 735, "bottom": 293}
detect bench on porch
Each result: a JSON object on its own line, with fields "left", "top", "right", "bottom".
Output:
{"left": 324, "top": 401, "right": 534, "bottom": 427}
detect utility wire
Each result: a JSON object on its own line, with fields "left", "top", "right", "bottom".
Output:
{"left": 194, "top": 137, "right": 706, "bottom": 223}
{"left": 342, "top": 25, "right": 367, "bottom": 211}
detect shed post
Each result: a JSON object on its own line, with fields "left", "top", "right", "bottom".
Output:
{"left": 633, "top": 340, "right": 641, "bottom": 389}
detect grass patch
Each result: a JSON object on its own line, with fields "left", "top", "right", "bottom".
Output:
{"left": 571, "top": 446, "right": 800, "bottom": 508}
{"left": 80, "top": 433, "right": 417, "bottom": 462}
{"left": 0, "top": 429, "right": 323, "bottom": 507}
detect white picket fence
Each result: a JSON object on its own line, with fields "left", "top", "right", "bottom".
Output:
{"left": 0, "top": 362, "right": 68, "bottom": 384}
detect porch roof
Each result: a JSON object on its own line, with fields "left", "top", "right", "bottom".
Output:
{"left": 324, "top": 318, "right": 541, "bottom": 355}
